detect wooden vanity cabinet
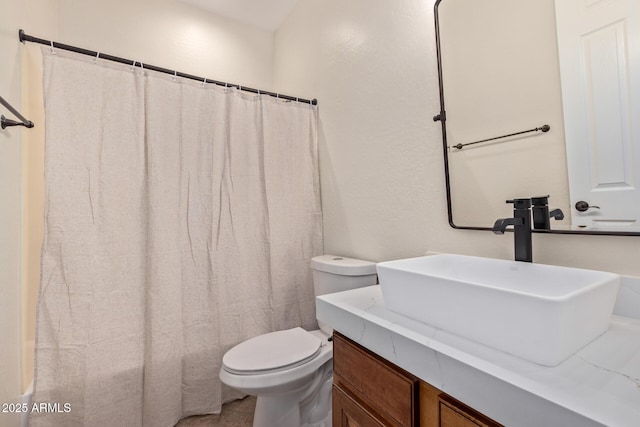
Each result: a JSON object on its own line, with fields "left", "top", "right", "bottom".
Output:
{"left": 333, "top": 332, "right": 503, "bottom": 427}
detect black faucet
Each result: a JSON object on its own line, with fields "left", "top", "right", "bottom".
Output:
{"left": 493, "top": 198, "right": 532, "bottom": 262}
{"left": 531, "top": 195, "right": 565, "bottom": 230}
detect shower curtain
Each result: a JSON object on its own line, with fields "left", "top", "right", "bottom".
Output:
{"left": 30, "top": 49, "right": 322, "bottom": 427}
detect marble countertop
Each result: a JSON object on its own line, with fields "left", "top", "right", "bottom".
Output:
{"left": 317, "top": 283, "right": 640, "bottom": 427}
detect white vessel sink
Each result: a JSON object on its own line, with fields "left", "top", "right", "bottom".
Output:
{"left": 377, "top": 254, "right": 620, "bottom": 366}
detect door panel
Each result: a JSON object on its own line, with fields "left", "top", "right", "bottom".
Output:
{"left": 556, "top": 0, "right": 640, "bottom": 229}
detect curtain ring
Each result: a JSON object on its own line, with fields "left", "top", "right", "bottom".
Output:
{"left": 201, "top": 78, "right": 207, "bottom": 88}
{"left": 173, "top": 70, "right": 177, "bottom": 82}
{"left": 50, "top": 40, "right": 56, "bottom": 54}
{"left": 94, "top": 52, "right": 100, "bottom": 63}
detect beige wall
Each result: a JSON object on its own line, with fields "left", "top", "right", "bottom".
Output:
{"left": 273, "top": 0, "right": 640, "bottom": 274}
{"left": 1, "top": 0, "right": 25, "bottom": 424}
{"left": 18, "top": 0, "right": 277, "bottom": 400}
{"left": 1, "top": 3, "right": 57, "bottom": 426}
{"left": 21, "top": 0, "right": 58, "bottom": 399}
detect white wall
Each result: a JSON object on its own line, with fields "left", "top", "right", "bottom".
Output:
{"left": 273, "top": 0, "right": 640, "bottom": 275}
{"left": 55, "top": 0, "right": 274, "bottom": 89}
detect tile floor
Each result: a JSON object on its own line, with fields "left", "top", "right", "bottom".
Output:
{"left": 175, "top": 396, "right": 256, "bottom": 426}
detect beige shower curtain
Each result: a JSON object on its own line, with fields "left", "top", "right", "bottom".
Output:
{"left": 30, "top": 49, "right": 322, "bottom": 427}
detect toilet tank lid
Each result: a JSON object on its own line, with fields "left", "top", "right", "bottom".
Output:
{"left": 311, "top": 255, "right": 377, "bottom": 276}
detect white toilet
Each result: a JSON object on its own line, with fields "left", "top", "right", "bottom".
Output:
{"left": 219, "top": 255, "right": 377, "bottom": 427}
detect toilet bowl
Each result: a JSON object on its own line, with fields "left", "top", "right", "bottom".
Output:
{"left": 220, "top": 328, "right": 333, "bottom": 427}
{"left": 219, "top": 255, "right": 377, "bottom": 427}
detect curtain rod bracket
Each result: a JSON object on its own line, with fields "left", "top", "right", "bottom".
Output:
{"left": 1, "top": 115, "right": 35, "bottom": 130}
{"left": 1, "top": 96, "right": 34, "bottom": 130}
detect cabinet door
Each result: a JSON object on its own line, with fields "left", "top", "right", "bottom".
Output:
{"left": 333, "top": 385, "right": 386, "bottom": 427}
{"left": 440, "top": 400, "right": 489, "bottom": 427}
{"left": 333, "top": 332, "right": 418, "bottom": 426}
{"left": 420, "top": 382, "right": 502, "bottom": 427}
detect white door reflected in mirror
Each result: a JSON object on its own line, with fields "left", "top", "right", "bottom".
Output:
{"left": 555, "top": 0, "right": 640, "bottom": 231}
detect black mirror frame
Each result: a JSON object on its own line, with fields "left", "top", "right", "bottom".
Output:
{"left": 432, "top": 0, "right": 640, "bottom": 237}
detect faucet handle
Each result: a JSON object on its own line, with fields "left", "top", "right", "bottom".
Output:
{"left": 549, "top": 208, "right": 564, "bottom": 220}
{"left": 506, "top": 198, "right": 532, "bottom": 209}
{"left": 531, "top": 195, "right": 550, "bottom": 206}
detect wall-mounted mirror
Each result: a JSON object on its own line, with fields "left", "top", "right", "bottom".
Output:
{"left": 434, "top": 0, "right": 640, "bottom": 236}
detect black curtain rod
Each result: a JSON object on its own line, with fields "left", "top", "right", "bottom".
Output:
{"left": 450, "top": 124, "right": 550, "bottom": 150}
{"left": 19, "top": 29, "right": 318, "bottom": 106}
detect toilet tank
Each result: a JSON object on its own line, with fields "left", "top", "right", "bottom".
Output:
{"left": 311, "top": 255, "right": 377, "bottom": 297}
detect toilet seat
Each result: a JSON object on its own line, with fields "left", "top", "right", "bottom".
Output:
{"left": 222, "top": 327, "right": 322, "bottom": 375}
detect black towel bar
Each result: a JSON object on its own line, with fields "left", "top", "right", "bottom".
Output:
{"left": 450, "top": 124, "right": 550, "bottom": 150}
